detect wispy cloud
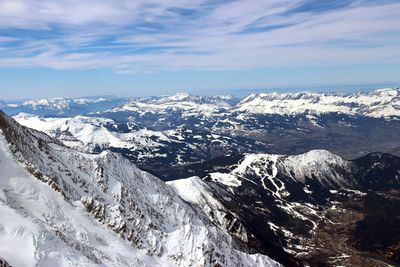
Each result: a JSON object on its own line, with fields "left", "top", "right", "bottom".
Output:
{"left": 0, "top": 0, "right": 399, "bottom": 72}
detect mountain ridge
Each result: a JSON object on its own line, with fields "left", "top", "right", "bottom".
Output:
{"left": 236, "top": 88, "right": 400, "bottom": 118}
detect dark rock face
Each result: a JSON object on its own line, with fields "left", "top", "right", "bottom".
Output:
{"left": 349, "top": 193, "right": 400, "bottom": 265}
{"left": 353, "top": 152, "right": 400, "bottom": 191}
{"left": 0, "top": 258, "right": 11, "bottom": 267}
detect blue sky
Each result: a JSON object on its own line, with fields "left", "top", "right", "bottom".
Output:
{"left": 0, "top": 0, "right": 399, "bottom": 99}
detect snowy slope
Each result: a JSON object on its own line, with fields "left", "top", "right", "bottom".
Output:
{"left": 0, "top": 134, "right": 162, "bottom": 267}
{"left": 236, "top": 88, "right": 400, "bottom": 118}
{"left": 167, "top": 177, "right": 249, "bottom": 243}
{"left": 0, "top": 111, "right": 280, "bottom": 267}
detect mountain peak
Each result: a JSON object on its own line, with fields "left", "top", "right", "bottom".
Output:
{"left": 166, "top": 92, "right": 192, "bottom": 101}
{"left": 210, "top": 149, "right": 355, "bottom": 189}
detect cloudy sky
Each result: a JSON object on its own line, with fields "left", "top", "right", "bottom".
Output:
{"left": 0, "top": 0, "right": 399, "bottom": 99}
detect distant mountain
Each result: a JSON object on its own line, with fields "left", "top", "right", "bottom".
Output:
{"left": 0, "top": 96, "right": 127, "bottom": 116}
{"left": 96, "top": 89, "right": 400, "bottom": 128}
{"left": 0, "top": 111, "right": 279, "bottom": 267}
{"left": 3, "top": 88, "right": 399, "bottom": 119}
{"left": 236, "top": 88, "right": 400, "bottom": 118}
{"left": 113, "top": 93, "right": 236, "bottom": 114}
{"left": 98, "top": 89, "right": 400, "bottom": 159}
{"left": 100, "top": 93, "right": 237, "bottom": 131}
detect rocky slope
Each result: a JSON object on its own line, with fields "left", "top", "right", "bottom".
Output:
{"left": 0, "top": 111, "right": 280, "bottom": 267}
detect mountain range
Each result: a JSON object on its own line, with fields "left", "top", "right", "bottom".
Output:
{"left": 8, "top": 88, "right": 400, "bottom": 179}
{"left": 1, "top": 88, "right": 399, "bottom": 266}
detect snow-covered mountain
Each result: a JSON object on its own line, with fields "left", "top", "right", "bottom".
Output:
{"left": 236, "top": 88, "right": 400, "bottom": 118}
{"left": 168, "top": 150, "right": 400, "bottom": 266}
{"left": 98, "top": 88, "right": 400, "bottom": 124}
{"left": 2, "top": 88, "right": 399, "bottom": 120}
{"left": 204, "top": 150, "right": 357, "bottom": 189}
{"left": 98, "top": 89, "right": 400, "bottom": 159}
{"left": 112, "top": 93, "right": 235, "bottom": 116}
{"left": 98, "top": 93, "right": 237, "bottom": 132}
{"left": 13, "top": 113, "right": 173, "bottom": 153}
{"left": 0, "top": 111, "right": 280, "bottom": 267}
{"left": 0, "top": 96, "right": 126, "bottom": 116}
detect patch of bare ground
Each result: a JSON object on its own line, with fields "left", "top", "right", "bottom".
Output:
{"left": 298, "top": 193, "right": 397, "bottom": 266}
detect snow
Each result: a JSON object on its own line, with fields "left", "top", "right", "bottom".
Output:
{"left": 0, "top": 203, "right": 37, "bottom": 267}
{"left": 14, "top": 113, "right": 256, "bottom": 168}
{"left": 205, "top": 150, "right": 351, "bottom": 190}
{"left": 236, "top": 88, "right": 400, "bottom": 118}
{"left": 7, "top": 97, "right": 109, "bottom": 111}
{"left": 209, "top": 173, "right": 242, "bottom": 187}
{"left": 198, "top": 149, "right": 358, "bottom": 208}
{"left": 168, "top": 177, "right": 215, "bottom": 204}
{"left": 230, "top": 154, "right": 289, "bottom": 197}
{"left": 281, "top": 150, "right": 355, "bottom": 187}
{"left": 267, "top": 222, "right": 294, "bottom": 239}
{"left": 5, "top": 89, "right": 399, "bottom": 124}
{"left": 111, "top": 93, "right": 232, "bottom": 117}
{"left": 167, "top": 177, "right": 249, "bottom": 243}
{"left": 231, "top": 150, "right": 356, "bottom": 188}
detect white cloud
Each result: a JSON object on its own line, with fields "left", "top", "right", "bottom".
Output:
{"left": 0, "top": 0, "right": 399, "bottom": 71}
